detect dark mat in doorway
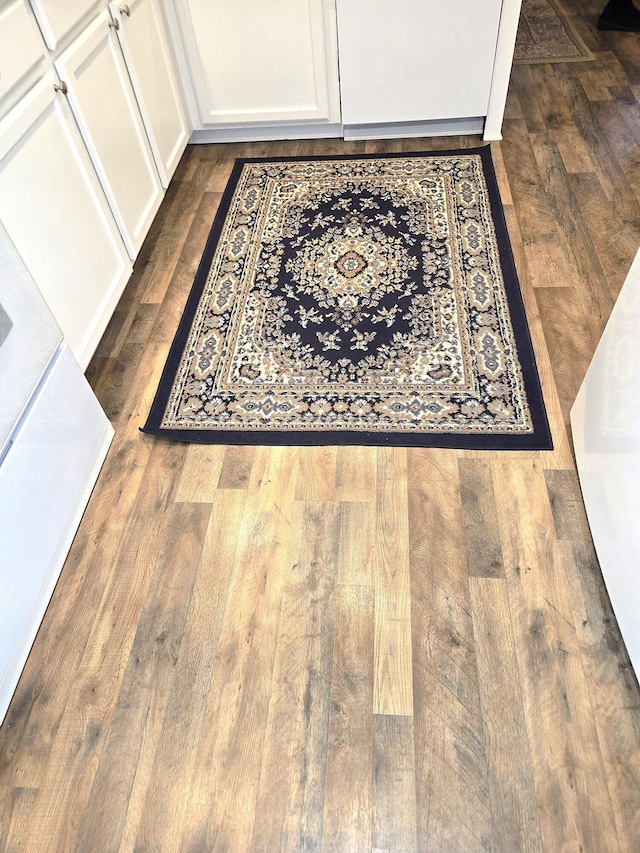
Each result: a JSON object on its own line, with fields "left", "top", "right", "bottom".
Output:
{"left": 515, "top": 0, "right": 594, "bottom": 63}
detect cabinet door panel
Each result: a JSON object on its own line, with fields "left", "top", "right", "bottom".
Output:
{"left": 0, "top": 0, "right": 46, "bottom": 109}
{"left": 28, "top": 0, "right": 101, "bottom": 49}
{"left": 174, "top": 0, "right": 340, "bottom": 125}
{"left": 0, "top": 76, "right": 131, "bottom": 369}
{"left": 109, "top": 0, "right": 189, "bottom": 187}
{"left": 55, "top": 10, "right": 163, "bottom": 257}
{"left": 337, "top": 0, "right": 503, "bottom": 124}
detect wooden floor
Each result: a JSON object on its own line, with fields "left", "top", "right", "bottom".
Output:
{"left": 2, "top": 2, "right": 640, "bottom": 850}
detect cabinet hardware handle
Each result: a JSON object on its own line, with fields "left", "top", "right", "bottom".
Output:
{"left": 108, "top": 18, "right": 120, "bottom": 30}
{"left": 53, "top": 81, "right": 68, "bottom": 95}
{"left": 120, "top": 4, "right": 130, "bottom": 15}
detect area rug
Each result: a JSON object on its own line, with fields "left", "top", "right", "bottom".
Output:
{"left": 142, "top": 148, "right": 552, "bottom": 449}
{"left": 514, "top": 0, "right": 594, "bottom": 64}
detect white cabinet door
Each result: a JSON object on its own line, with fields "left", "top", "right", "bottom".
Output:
{"left": 109, "top": 0, "right": 189, "bottom": 187}
{"left": 55, "top": 9, "right": 164, "bottom": 258}
{"left": 0, "top": 0, "right": 46, "bottom": 113}
{"left": 172, "top": 0, "right": 340, "bottom": 126}
{"left": 28, "top": 0, "right": 101, "bottom": 49}
{"left": 0, "top": 75, "right": 131, "bottom": 369}
{"left": 336, "top": 0, "right": 503, "bottom": 125}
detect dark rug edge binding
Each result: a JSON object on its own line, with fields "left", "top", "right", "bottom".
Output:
{"left": 141, "top": 146, "right": 553, "bottom": 450}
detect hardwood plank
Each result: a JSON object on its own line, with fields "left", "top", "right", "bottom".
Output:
{"left": 545, "top": 466, "right": 640, "bottom": 852}
{"left": 217, "top": 444, "right": 255, "bottom": 490}
{"left": 110, "top": 339, "right": 173, "bottom": 437}
{"left": 86, "top": 341, "right": 145, "bottom": 423}
{"left": 469, "top": 577, "right": 543, "bottom": 852}
{"left": 337, "top": 501, "right": 375, "bottom": 587}
{"left": 323, "top": 583, "right": 375, "bottom": 853}
{"left": 592, "top": 95, "right": 640, "bottom": 207}
{"left": 372, "top": 715, "right": 417, "bottom": 853}
{"left": 535, "top": 286, "right": 601, "bottom": 427}
{"left": 551, "top": 60, "right": 640, "bottom": 215}
{"left": 501, "top": 119, "right": 583, "bottom": 292}
{"left": 407, "top": 449, "right": 494, "bottom": 852}
{"left": 122, "top": 301, "right": 161, "bottom": 347}
{"left": 498, "top": 203, "right": 575, "bottom": 470}
{"left": 458, "top": 458, "right": 505, "bottom": 579}
{"left": 554, "top": 129, "right": 596, "bottom": 174}
{"left": 509, "top": 65, "right": 547, "bottom": 133}
{"left": 92, "top": 306, "right": 128, "bottom": 359}
{"left": 373, "top": 616, "right": 413, "bottom": 719}
{"left": 147, "top": 192, "right": 221, "bottom": 345}
{"left": 568, "top": 170, "right": 640, "bottom": 302}
{"left": 0, "top": 786, "right": 37, "bottom": 853}
{"left": 544, "top": 467, "right": 593, "bottom": 541}
{"left": 334, "top": 445, "right": 377, "bottom": 502}
{"left": 364, "top": 139, "right": 402, "bottom": 155}
{"left": 528, "top": 63, "right": 578, "bottom": 132}
{"left": 73, "top": 501, "right": 212, "bottom": 853}
{"left": 493, "top": 458, "right": 622, "bottom": 852}
{"left": 575, "top": 50, "right": 626, "bottom": 102}
{"left": 489, "top": 141, "right": 514, "bottom": 206}
{"left": 295, "top": 445, "right": 337, "bottom": 501}
{"left": 251, "top": 500, "right": 342, "bottom": 851}
{"left": 175, "top": 443, "right": 225, "bottom": 502}
{"left": 125, "top": 489, "right": 247, "bottom": 852}
{"left": 605, "top": 30, "right": 640, "bottom": 87}
{"left": 374, "top": 447, "right": 411, "bottom": 622}
{"left": 374, "top": 448, "right": 413, "bottom": 716}
{"left": 529, "top": 131, "right": 613, "bottom": 322}
{"left": 178, "top": 446, "right": 299, "bottom": 852}
{"left": 140, "top": 157, "right": 222, "bottom": 305}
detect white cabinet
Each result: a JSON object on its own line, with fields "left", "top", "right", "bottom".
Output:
{"left": 0, "top": 224, "right": 113, "bottom": 727}
{"left": 55, "top": 9, "right": 164, "bottom": 258}
{"left": 336, "top": 0, "right": 504, "bottom": 136}
{"left": 0, "top": 343, "right": 113, "bottom": 725}
{"left": 170, "top": 0, "right": 341, "bottom": 139}
{"left": 0, "top": 0, "right": 190, "bottom": 366}
{"left": 0, "top": 0, "right": 46, "bottom": 114}
{"left": 571, "top": 248, "right": 640, "bottom": 678}
{"left": 28, "top": 0, "right": 101, "bottom": 49}
{"left": 0, "top": 74, "right": 131, "bottom": 369}
{"left": 164, "top": 0, "right": 518, "bottom": 142}
{"left": 109, "top": 0, "right": 189, "bottom": 188}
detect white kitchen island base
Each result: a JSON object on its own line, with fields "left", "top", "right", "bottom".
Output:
{"left": 0, "top": 344, "right": 113, "bottom": 725}
{"left": 571, "top": 247, "right": 640, "bottom": 678}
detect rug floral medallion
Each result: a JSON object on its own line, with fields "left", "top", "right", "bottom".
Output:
{"left": 143, "top": 147, "right": 552, "bottom": 449}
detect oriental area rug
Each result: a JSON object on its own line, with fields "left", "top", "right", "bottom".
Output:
{"left": 514, "top": 0, "right": 594, "bottom": 64}
{"left": 142, "top": 148, "right": 552, "bottom": 450}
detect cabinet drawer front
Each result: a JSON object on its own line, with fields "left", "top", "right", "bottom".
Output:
{"left": 0, "top": 0, "right": 45, "bottom": 105}
{"left": 28, "top": 0, "right": 101, "bottom": 49}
